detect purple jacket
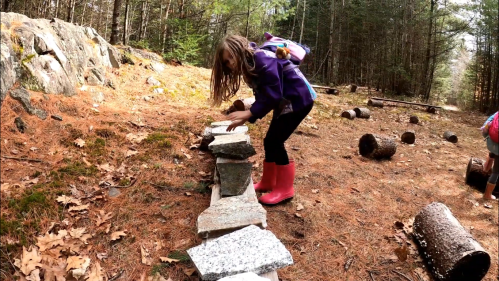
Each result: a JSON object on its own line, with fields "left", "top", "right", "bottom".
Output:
{"left": 248, "top": 49, "right": 316, "bottom": 123}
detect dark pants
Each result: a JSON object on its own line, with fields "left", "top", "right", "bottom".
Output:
{"left": 264, "top": 103, "right": 314, "bottom": 165}
{"left": 489, "top": 153, "right": 499, "bottom": 184}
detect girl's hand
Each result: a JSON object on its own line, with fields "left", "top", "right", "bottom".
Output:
{"left": 227, "top": 110, "right": 252, "bottom": 122}
{"left": 227, "top": 119, "right": 246, "bottom": 132}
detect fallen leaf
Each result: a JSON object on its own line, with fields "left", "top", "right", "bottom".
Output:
{"left": 36, "top": 231, "right": 67, "bottom": 252}
{"left": 26, "top": 268, "right": 41, "bottom": 281}
{"left": 86, "top": 261, "right": 105, "bottom": 281}
{"left": 96, "top": 252, "right": 108, "bottom": 261}
{"left": 105, "top": 224, "right": 111, "bottom": 234}
{"left": 96, "top": 163, "right": 115, "bottom": 172}
{"left": 82, "top": 157, "right": 92, "bottom": 166}
{"left": 154, "top": 241, "right": 163, "bottom": 251}
{"left": 296, "top": 203, "right": 304, "bottom": 211}
{"left": 185, "top": 192, "right": 192, "bottom": 196}
{"left": 141, "top": 245, "right": 153, "bottom": 265}
{"left": 70, "top": 256, "right": 90, "bottom": 279}
{"left": 394, "top": 245, "right": 408, "bottom": 262}
{"left": 126, "top": 132, "right": 149, "bottom": 144}
{"left": 96, "top": 210, "right": 113, "bottom": 227}
{"left": 1, "top": 183, "right": 11, "bottom": 192}
{"left": 126, "top": 150, "right": 139, "bottom": 157}
{"left": 40, "top": 260, "right": 66, "bottom": 281}
{"left": 183, "top": 152, "right": 192, "bottom": 159}
{"left": 110, "top": 231, "right": 127, "bottom": 241}
{"left": 30, "top": 147, "right": 38, "bottom": 151}
{"left": 183, "top": 268, "right": 196, "bottom": 276}
{"left": 159, "top": 257, "right": 180, "bottom": 263}
{"left": 69, "top": 227, "right": 87, "bottom": 239}
{"left": 56, "top": 195, "right": 82, "bottom": 206}
{"left": 68, "top": 204, "right": 89, "bottom": 212}
{"left": 66, "top": 256, "right": 86, "bottom": 271}
{"left": 311, "top": 189, "right": 319, "bottom": 194}
{"left": 148, "top": 272, "right": 169, "bottom": 281}
{"left": 16, "top": 246, "right": 42, "bottom": 275}
{"left": 295, "top": 213, "right": 302, "bottom": 218}
{"left": 74, "top": 138, "right": 85, "bottom": 147}
{"left": 484, "top": 203, "right": 492, "bottom": 209}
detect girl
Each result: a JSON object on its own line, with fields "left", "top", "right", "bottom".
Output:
{"left": 481, "top": 111, "right": 499, "bottom": 200}
{"left": 210, "top": 35, "right": 316, "bottom": 205}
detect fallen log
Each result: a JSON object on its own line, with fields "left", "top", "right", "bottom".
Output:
{"left": 413, "top": 202, "right": 490, "bottom": 281}
{"left": 426, "top": 106, "right": 437, "bottom": 114}
{"left": 409, "top": 115, "right": 419, "bottom": 124}
{"left": 233, "top": 97, "right": 255, "bottom": 111}
{"left": 354, "top": 107, "right": 371, "bottom": 119}
{"left": 367, "top": 99, "right": 383, "bottom": 108}
{"left": 341, "top": 110, "right": 356, "bottom": 120}
{"left": 465, "top": 157, "right": 495, "bottom": 193}
{"left": 326, "top": 88, "right": 338, "bottom": 95}
{"left": 401, "top": 130, "right": 416, "bottom": 144}
{"left": 350, "top": 84, "right": 357, "bottom": 93}
{"left": 443, "top": 131, "right": 458, "bottom": 143}
{"left": 358, "top": 134, "right": 397, "bottom": 159}
{"left": 370, "top": 97, "right": 442, "bottom": 109}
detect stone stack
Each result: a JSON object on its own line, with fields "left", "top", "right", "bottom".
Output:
{"left": 188, "top": 122, "right": 293, "bottom": 281}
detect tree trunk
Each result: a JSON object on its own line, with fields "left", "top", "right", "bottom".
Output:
{"left": 443, "top": 131, "right": 458, "bottom": 143}
{"left": 161, "top": 0, "right": 172, "bottom": 53}
{"left": 299, "top": 0, "right": 306, "bottom": 44}
{"left": 138, "top": 0, "right": 148, "bottom": 40}
{"left": 96, "top": 0, "right": 103, "bottom": 32}
{"left": 104, "top": 0, "right": 112, "bottom": 40}
{"left": 465, "top": 157, "right": 494, "bottom": 191}
{"left": 245, "top": 0, "right": 250, "bottom": 38}
{"left": 110, "top": 0, "right": 123, "bottom": 45}
{"left": 341, "top": 110, "right": 356, "bottom": 120}
{"left": 81, "top": 0, "right": 87, "bottom": 25}
{"left": 327, "top": 0, "right": 335, "bottom": 85}
{"left": 401, "top": 130, "right": 415, "bottom": 144}
{"left": 367, "top": 99, "right": 383, "bottom": 108}
{"left": 420, "top": 0, "right": 434, "bottom": 101}
{"left": 290, "top": 0, "right": 300, "bottom": 40}
{"left": 353, "top": 107, "right": 370, "bottom": 119}
{"left": 358, "top": 134, "right": 397, "bottom": 159}
{"left": 67, "top": 0, "right": 75, "bottom": 23}
{"left": 413, "top": 202, "right": 490, "bottom": 281}
{"left": 122, "top": 0, "right": 129, "bottom": 45}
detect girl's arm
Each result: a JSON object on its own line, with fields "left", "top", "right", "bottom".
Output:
{"left": 248, "top": 52, "right": 283, "bottom": 123}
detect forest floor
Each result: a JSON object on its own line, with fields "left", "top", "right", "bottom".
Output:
{"left": 1, "top": 57, "right": 498, "bottom": 281}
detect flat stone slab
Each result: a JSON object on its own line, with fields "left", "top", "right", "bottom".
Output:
{"left": 211, "top": 126, "right": 248, "bottom": 136}
{"left": 197, "top": 195, "right": 267, "bottom": 239}
{"left": 208, "top": 134, "right": 256, "bottom": 160}
{"left": 211, "top": 121, "right": 232, "bottom": 127}
{"left": 216, "top": 158, "right": 252, "bottom": 196}
{"left": 188, "top": 225, "right": 293, "bottom": 280}
{"left": 218, "top": 272, "right": 270, "bottom": 281}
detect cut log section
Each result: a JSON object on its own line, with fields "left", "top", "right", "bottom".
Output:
{"left": 233, "top": 97, "right": 255, "bottom": 111}
{"left": 353, "top": 107, "right": 371, "bottom": 119}
{"left": 413, "top": 202, "right": 491, "bottom": 281}
{"left": 426, "top": 106, "right": 436, "bottom": 114}
{"left": 341, "top": 110, "right": 356, "bottom": 120}
{"left": 409, "top": 115, "right": 419, "bottom": 124}
{"left": 350, "top": 84, "right": 357, "bottom": 93}
{"left": 465, "top": 157, "right": 495, "bottom": 192}
{"left": 401, "top": 130, "right": 416, "bottom": 144}
{"left": 367, "top": 99, "right": 383, "bottom": 108}
{"left": 358, "top": 134, "right": 397, "bottom": 159}
{"left": 443, "top": 131, "right": 458, "bottom": 143}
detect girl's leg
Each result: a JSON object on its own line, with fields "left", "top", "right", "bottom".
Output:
{"left": 483, "top": 153, "right": 494, "bottom": 172}
{"left": 484, "top": 154, "right": 498, "bottom": 200}
{"left": 260, "top": 104, "right": 313, "bottom": 205}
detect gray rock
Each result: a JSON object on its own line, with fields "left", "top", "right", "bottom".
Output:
{"left": 14, "top": 117, "right": 27, "bottom": 133}
{"left": 212, "top": 126, "right": 248, "bottom": 136}
{"left": 150, "top": 62, "right": 166, "bottom": 73}
{"left": 108, "top": 187, "right": 121, "bottom": 197}
{"left": 216, "top": 158, "right": 252, "bottom": 196}
{"left": 217, "top": 273, "right": 270, "bottom": 281}
{"left": 87, "top": 67, "right": 105, "bottom": 85}
{"left": 187, "top": 225, "right": 293, "bottom": 280}
{"left": 153, "top": 88, "right": 164, "bottom": 94}
{"left": 92, "top": 92, "right": 105, "bottom": 103}
{"left": 51, "top": 115, "right": 63, "bottom": 121}
{"left": 9, "top": 87, "right": 48, "bottom": 120}
{"left": 197, "top": 195, "right": 267, "bottom": 239}
{"left": 0, "top": 12, "right": 120, "bottom": 97}
{"left": 211, "top": 121, "right": 232, "bottom": 127}
{"left": 146, "top": 76, "right": 160, "bottom": 86}
{"left": 208, "top": 134, "right": 256, "bottom": 160}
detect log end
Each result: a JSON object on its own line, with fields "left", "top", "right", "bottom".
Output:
{"left": 233, "top": 100, "right": 245, "bottom": 111}
{"left": 341, "top": 110, "right": 356, "bottom": 120}
{"left": 401, "top": 132, "right": 416, "bottom": 144}
{"left": 409, "top": 116, "right": 419, "bottom": 124}
{"left": 427, "top": 107, "right": 436, "bottom": 114}
{"left": 446, "top": 251, "right": 490, "bottom": 281}
{"left": 359, "top": 134, "right": 377, "bottom": 157}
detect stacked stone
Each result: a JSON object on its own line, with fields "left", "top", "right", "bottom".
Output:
{"left": 188, "top": 121, "right": 293, "bottom": 281}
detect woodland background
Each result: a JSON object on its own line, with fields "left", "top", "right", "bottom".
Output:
{"left": 1, "top": 0, "right": 498, "bottom": 113}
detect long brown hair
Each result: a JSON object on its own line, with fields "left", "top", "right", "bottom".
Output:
{"left": 210, "top": 35, "right": 256, "bottom": 106}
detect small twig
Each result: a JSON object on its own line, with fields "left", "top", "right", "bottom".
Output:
{"left": 1, "top": 155, "right": 44, "bottom": 162}
{"left": 368, "top": 271, "right": 376, "bottom": 281}
{"left": 344, "top": 257, "right": 355, "bottom": 272}
{"left": 0, "top": 249, "right": 19, "bottom": 276}
{"left": 108, "top": 269, "right": 124, "bottom": 281}
{"left": 146, "top": 181, "right": 176, "bottom": 191}
{"left": 393, "top": 270, "right": 413, "bottom": 281}
{"left": 109, "top": 178, "right": 138, "bottom": 188}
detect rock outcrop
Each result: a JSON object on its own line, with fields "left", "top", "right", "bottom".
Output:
{"left": 0, "top": 12, "right": 121, "bottom": 104}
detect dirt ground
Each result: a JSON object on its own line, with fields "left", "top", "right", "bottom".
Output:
{"left": 1, "top": 57, "right": 498, "bottom": 281}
